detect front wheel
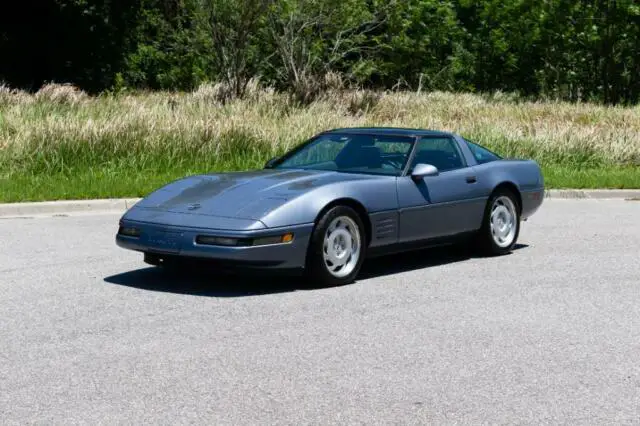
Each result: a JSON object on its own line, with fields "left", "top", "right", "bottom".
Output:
{"left": 477, "top": 189, "right": 521, "bottom": 255}
{"left": 305, "top": 206, "right": 366, "bottom": 287}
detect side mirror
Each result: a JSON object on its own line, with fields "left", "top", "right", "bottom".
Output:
{"left": 264, "top": 156, "right": 279, "bottom": 169}
{"left": 411, "top": 163, "right": 439, "bottom": 181}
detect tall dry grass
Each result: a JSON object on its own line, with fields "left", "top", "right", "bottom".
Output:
{"left": 1, "top": 82, "right": 639, "bottom": 181}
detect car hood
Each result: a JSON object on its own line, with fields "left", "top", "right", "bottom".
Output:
{"left": 132, "top": 169, "right": 375, "bottom": 220}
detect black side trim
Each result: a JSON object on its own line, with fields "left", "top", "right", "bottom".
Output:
{"left": 366, "top": 231, "right": 476, "bottom": 258}
{"left": 397, "top": 196, "right": 487, "bottom": 214}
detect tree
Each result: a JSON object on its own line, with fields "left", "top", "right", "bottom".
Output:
{"left": 122, "top": 0, "right": 213, "bottom": 91}
{"left": 265, "top": 0, "right": 386, "bottom": 103}
{"left": 200, "top": 0, "right": 274, "bottom": 99}
{"left": 362, "top": 0, "right": 469, "bottom": 91}
{"left": 1, "top": 0, "right": 638, "bottom": 105}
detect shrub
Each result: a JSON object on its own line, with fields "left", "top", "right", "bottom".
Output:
{"left": 35, "top": 83, "right": 87, "bottom": 105}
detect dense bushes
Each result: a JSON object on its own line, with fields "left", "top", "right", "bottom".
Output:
{"left": 1, "top": 0, "right": 639, "bottom": 105}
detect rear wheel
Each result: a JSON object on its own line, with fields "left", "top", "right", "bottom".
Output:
{"left": 477, "top": 188, "right": 521, "bottom": 255}
{"left": 305, "top": 206, "right": 366, "bottom": 287}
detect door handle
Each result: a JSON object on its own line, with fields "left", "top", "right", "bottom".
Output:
{"left": 465, "top": 176, "right": 477, "bottom": 184}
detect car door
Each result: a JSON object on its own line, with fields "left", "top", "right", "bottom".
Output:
{"left": 397, "top": 136, "right": 486, "bottom": 243}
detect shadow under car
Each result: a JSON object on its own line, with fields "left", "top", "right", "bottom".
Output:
{"left": 103, "top": 244, "right": 528, "bottom": 297}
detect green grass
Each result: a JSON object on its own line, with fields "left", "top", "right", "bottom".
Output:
{"left": 2, "top": 164, "right": 639, "bottom": 203}
{"left": 541, "top": 165, "right": 640, "bottom": 189}
{"left": 0, "top": 170, "right": 186, "bottom": 202}
{"left": 1, "top": 83, "right": 639, "bottom": 202}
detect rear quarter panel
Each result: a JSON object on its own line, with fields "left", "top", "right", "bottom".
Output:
{"left": 473, "top": 159, "right": 545, "bottom": 219}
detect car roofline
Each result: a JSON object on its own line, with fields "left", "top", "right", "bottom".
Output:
{"left": 320, "top": 127, "right": 456, "bottom": 138}
{"left": 267, "top": 127, "right": 461, "bottom": 175}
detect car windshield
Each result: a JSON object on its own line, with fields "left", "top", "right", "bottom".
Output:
{"left": 273, "top": 133, "right": 415, "bottom": 176}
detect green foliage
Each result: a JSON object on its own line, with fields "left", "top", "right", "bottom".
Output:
{"left": 0, "top": 0, "right": 639, "bottom": 103}
{"left": 121, "top": 0, "right": 214, "bottom": 90}
{"left": 361, "top": 0, "right": 470, "bottom": 91}
{"left": 263, "top": 0, "right": 378, "bottom": 103}
{"left": 198, "top": 0, "right": 275, "bottom": 97}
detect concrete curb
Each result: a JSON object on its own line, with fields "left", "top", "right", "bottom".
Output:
{"left": 0, "top": 198, "right": 141, "bottom": 218}
{"left": 0, "top": 190, "right": 639, "bottom": 218}
{"left": 544, "top": 189, "right": 640, "bottom": 199}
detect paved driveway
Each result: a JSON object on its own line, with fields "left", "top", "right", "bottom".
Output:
{"left": 1, "top": 199, "right": 639, "bottom": 424}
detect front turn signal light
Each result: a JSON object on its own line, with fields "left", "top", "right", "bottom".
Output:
{"left": 281, "top": 233, "right": 294, "bottom": 243}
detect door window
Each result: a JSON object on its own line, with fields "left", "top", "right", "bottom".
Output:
{"left": 410, "top": 137, "right": 465, "bottom": 173}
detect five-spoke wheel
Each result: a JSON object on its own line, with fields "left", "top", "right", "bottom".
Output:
{"left": 322, "top": 216, "right": 361, "bottom": 278}
{"left": 306, "top": 205, "right": 366, "bottom": 287}
{"left": 478, "top": 188, "right": 521, "bottom": 255}
{"left": 490, "top": 195, "right": 518, "bottom": 248}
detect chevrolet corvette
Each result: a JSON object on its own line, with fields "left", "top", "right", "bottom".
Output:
{"left": 116, "top": 127, "right": 544, "bottom": 286}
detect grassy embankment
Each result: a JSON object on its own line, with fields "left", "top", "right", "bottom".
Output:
{"left": 1, "top": 83, "right": 639, "bottom": 202}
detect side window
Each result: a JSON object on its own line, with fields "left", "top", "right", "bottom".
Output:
{"left": 464, "top": 139, "right": 501, "bottom": 164}
{"left": 372, "top": 137, "right": 414, "bottom": 171}
{"left": 411, "top": 137, "right": 465, "bottom": 172}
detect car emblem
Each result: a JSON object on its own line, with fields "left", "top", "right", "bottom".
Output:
{"left": 187, "top": 203, "right": 201, "bottom": 211}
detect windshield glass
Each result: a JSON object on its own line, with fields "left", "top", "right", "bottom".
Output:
{"left": 274, "top": 133, "right": 415, "bottom": 176}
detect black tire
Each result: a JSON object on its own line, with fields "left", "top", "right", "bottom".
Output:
{"left": 476, "top": 188, "right": 521, "bottom": 256}
{"left": 144, "top": 252, "right": 163, "bottom": 266}
{"left": 144, "top": 252, "right": 180, "bottom": 274}
{"left": 305, "top": 205, "right": 367, "bottom": 288}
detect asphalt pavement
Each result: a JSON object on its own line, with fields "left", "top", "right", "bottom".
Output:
{"left": 1, "top": 199, "right": 639, "bottom": 424}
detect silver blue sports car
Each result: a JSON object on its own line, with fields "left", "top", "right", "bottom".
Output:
{"left": 116, "top": 127, "right": 544, "bottom": 286}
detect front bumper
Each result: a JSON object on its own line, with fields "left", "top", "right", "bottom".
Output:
{"left": 116, "top": 219, "right": 314, "bottom": 270}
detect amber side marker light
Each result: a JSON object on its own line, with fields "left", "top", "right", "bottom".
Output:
{"left": 251, "top": 233, "right": 295, "bottom": 246}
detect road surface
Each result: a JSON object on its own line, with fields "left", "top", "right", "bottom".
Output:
{"left": 1, "top": 199, "right": 639, "bottom": 424}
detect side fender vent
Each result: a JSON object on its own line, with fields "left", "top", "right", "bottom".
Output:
{"left": 374, "top": 217, "right": 396, "bottom": 240}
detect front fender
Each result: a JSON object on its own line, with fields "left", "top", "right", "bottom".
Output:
{"left": 260, "top": 176, "right": 399, "bottom": 228}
